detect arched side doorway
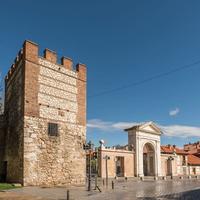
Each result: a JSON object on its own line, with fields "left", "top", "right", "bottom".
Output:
{"left": 143, "top": 143, "right": 155, "bottom": 176}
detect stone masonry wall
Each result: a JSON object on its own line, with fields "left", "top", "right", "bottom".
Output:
{"left": 4, "top": 58, "right": 24, "bottom": 184}
{"left": 0, "top": 115, "right": 5, "bottom": 155}
{"left": 0, "top": 115, "right": 6, "bottom": 180}
{"left": 24, "top": 116, "right": 86, "bottom": 186}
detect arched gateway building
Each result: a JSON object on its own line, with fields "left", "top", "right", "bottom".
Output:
{"left": 125, "top": 122, "right": 162, "bottom": 177}
{"left": 98, "top": 122, "right": 200, "bottom": 178}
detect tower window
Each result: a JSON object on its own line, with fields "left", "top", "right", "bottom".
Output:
{"left": 48, "top": 123, "right": 58, "bottom": 136}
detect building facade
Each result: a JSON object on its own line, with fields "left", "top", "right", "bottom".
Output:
{"left": 0, "top": 40, "right": 87, "bottom": 186}
{"left": 98, "top": 122, "right": 200, "bottom": 178}
{"left": 98, "top": 146, "right": 135, "bottom": 178}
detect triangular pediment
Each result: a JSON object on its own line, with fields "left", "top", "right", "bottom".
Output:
{"left": 139, "top": 122, "right": 162, "bottom": 135}
{"left": 124, "top": 121, "right": 162, "bottom": 135}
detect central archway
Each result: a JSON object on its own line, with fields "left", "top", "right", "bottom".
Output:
{"left": 143, "top": 143, "right": 155, "bottom": 176}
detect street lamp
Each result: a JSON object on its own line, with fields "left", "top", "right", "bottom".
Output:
{"left": 83, "top": 141, "right": 94, "bottom": 191}
{"left": 103, "top": 155, "right": 110, "bottom": 186}
{"left": 99, "top": 139, "right": 110, "bottom": 186}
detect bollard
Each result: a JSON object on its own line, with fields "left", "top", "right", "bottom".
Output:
{"left": 95, "top": 176, "right": 97, "bottom": 190}
{"left": 103, "top": 179, "right": 105, "bottom": 186}
{"left": 112, "top": 181, "right": 114, "bottom": 189}
{"left": 125, "top": 177, "right": 128, "bottom": 181}
{"left": 67, "top": 190, "right": 69, "bottom": 200}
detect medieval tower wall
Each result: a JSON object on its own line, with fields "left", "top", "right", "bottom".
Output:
{"left": 4, "top": 48, "right": 25, "bottom": 184}
{"left": 4, "top": 40, "right": 87, "bottom": 186}
{"left": 0, "top": 115, "right": 6, "bottom": 180}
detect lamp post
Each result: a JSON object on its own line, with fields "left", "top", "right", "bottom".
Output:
{"left": 99, "top": 140, "right": 110, "bottom": 186}
{"left": 84, "top": 141, "right": 93, "bottom": 191}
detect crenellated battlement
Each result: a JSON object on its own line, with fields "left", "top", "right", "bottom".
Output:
{"left": 5, "top": 48, "right": 24, "bottom": 82}
{"left": 5, "top": 40, "right": 86, "bottom": 82}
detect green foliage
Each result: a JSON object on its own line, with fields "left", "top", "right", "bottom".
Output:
{"left": 0, "top": 183, "right": 21, "bottom": 190}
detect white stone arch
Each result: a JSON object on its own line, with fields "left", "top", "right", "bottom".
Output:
{"left": 141, "top": 141, "right": 156, "bottom": 151}
{"left": 142, "top": 142, "right": 156, "bottom": 176}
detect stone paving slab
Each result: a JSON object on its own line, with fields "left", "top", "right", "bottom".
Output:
{"left": 2, "top": 179, "right": 200, "bottom": 200}
{"left": 0, "top": 191, "right": 47, "bottom": 200}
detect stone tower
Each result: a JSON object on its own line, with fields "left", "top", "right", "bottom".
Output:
{"left": 2, "top": 40, "right": 87, "bottom": 186}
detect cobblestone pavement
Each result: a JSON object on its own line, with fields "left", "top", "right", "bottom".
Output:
{"left": 0, "top": 191, "right": 46, "bottom": 200}
{"left": 2, "top": 179, "right": 200, "bottom": 200}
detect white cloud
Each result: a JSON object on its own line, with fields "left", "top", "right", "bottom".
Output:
{"left": 169, "top": 108, "right": 180, "bottom": 116}
{"left": 87, "top": 119, "right": 200, "bottom": 138}
{"left": 160, "top": 125, "right": 200, "bottom": 137}
{"left": 111, "top": 122, "right": 138, "bottom": 129}
{"left": 87, "top": 119, "right": 135, "bottom": 131}
{"left": 87, "top": 119, "right": 113, "bottom": 131}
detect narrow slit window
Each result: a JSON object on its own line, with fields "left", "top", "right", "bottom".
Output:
{"left": 48, "top": 123, "right": 58, "bottom": 136}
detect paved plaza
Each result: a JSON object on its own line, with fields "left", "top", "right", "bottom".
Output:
{"left": 1, "top": 179, "right": 200, "bottom": 200}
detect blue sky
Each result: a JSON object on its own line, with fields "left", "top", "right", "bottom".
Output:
{"left": 1, "top": 0, "right": 200, "bottom": 147}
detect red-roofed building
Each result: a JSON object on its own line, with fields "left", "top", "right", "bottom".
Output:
{"left": 184, "top": 142, "right": 200, "bottom": 157}
{"left": 160, "top": 145, "right": 189, "bottom": 176}
{"left": 188, "top": 154, "right": 200, "bottom": 165}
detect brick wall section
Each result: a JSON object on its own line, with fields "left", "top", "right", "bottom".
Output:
{"left": 44, "top": 49, "right": 57, "bottom": 64}
{"left": 76, "top": 64, "right": 86, "bottom": 126}
{"left": 23, "top": 41, "right": 40, "bottom": 117}
{"left": 61, "top": 57, "right": 73, "bottom": 70}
